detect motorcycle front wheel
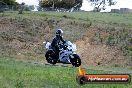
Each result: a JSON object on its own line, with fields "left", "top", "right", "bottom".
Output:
{"left": 70, "top": 54, "right": 81, "bottom": 67}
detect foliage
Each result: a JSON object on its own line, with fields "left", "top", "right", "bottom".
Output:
{"left": 0, "top": 0, "right": 19, "bottom": 11}
{"left": 0, "top": 0, "right": 18, "bottom": 5}
{"left": 88, "top": 0, "right": 117, "bottom": 12}
{"left": 18, "top": 2, "right": 25, "bottom": 14}
{"left": 39, "top": 0, "right": 82, "bottom": 9}
{"left": 24, "top": 5, "right": 35, "bottom": 11}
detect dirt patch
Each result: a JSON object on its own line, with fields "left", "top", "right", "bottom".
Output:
{"left": 75, "top": 29, "right": 128, "bottom": 67}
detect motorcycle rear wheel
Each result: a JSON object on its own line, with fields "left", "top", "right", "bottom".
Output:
{"left": 48, "top": 57, "right": 57, "bottom": 65}
{"left": 45, "top": 50, "right": 57, "bottom": 65}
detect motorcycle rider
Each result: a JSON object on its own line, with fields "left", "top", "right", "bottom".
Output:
{"left": 50, "top": 29, "right": 66, "bottom": 59}
{"left": 45, "top": 29, "right": 81, "bottom": 67}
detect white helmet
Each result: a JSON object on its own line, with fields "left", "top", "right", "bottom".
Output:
{"left": 56, "top": 29, "right": 63, "bottom": 35}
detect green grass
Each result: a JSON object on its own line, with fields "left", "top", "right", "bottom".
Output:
{"left": 0, "top": 57, "right": 132, "bottom": 88}
{"left": 2, "top": 11, "right": 132, "bottom": 26}
{"left": 28, "top": 11, "right": 132, "bottom": 27}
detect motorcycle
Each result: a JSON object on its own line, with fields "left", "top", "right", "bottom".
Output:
{"left": 44, "top": 41, "right": 81, "bottom": 67}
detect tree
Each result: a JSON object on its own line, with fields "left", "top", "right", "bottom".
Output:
{"left": 88, "top": 0, "right": 117, "bottom": 12}
{"left": 39, "top": 0, "right": 82, "bottom": 10}
{"left": 18, "top": 2, "right": 25, "bottom": 14}
{"left": 0, "top": 0, "right": 18, "bottom": 5}
{"left": 28, "top": 5, "right": 35, "bottom": 11}
{"left": 24, "top": 5, "right": 35, "bottom": 11}
{"left": 0, "top": 0, "right": 18, "bottom": 12}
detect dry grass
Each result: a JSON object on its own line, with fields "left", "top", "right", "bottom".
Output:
{"left": 0, "top": 11, "right": 131, "bottom": 68}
